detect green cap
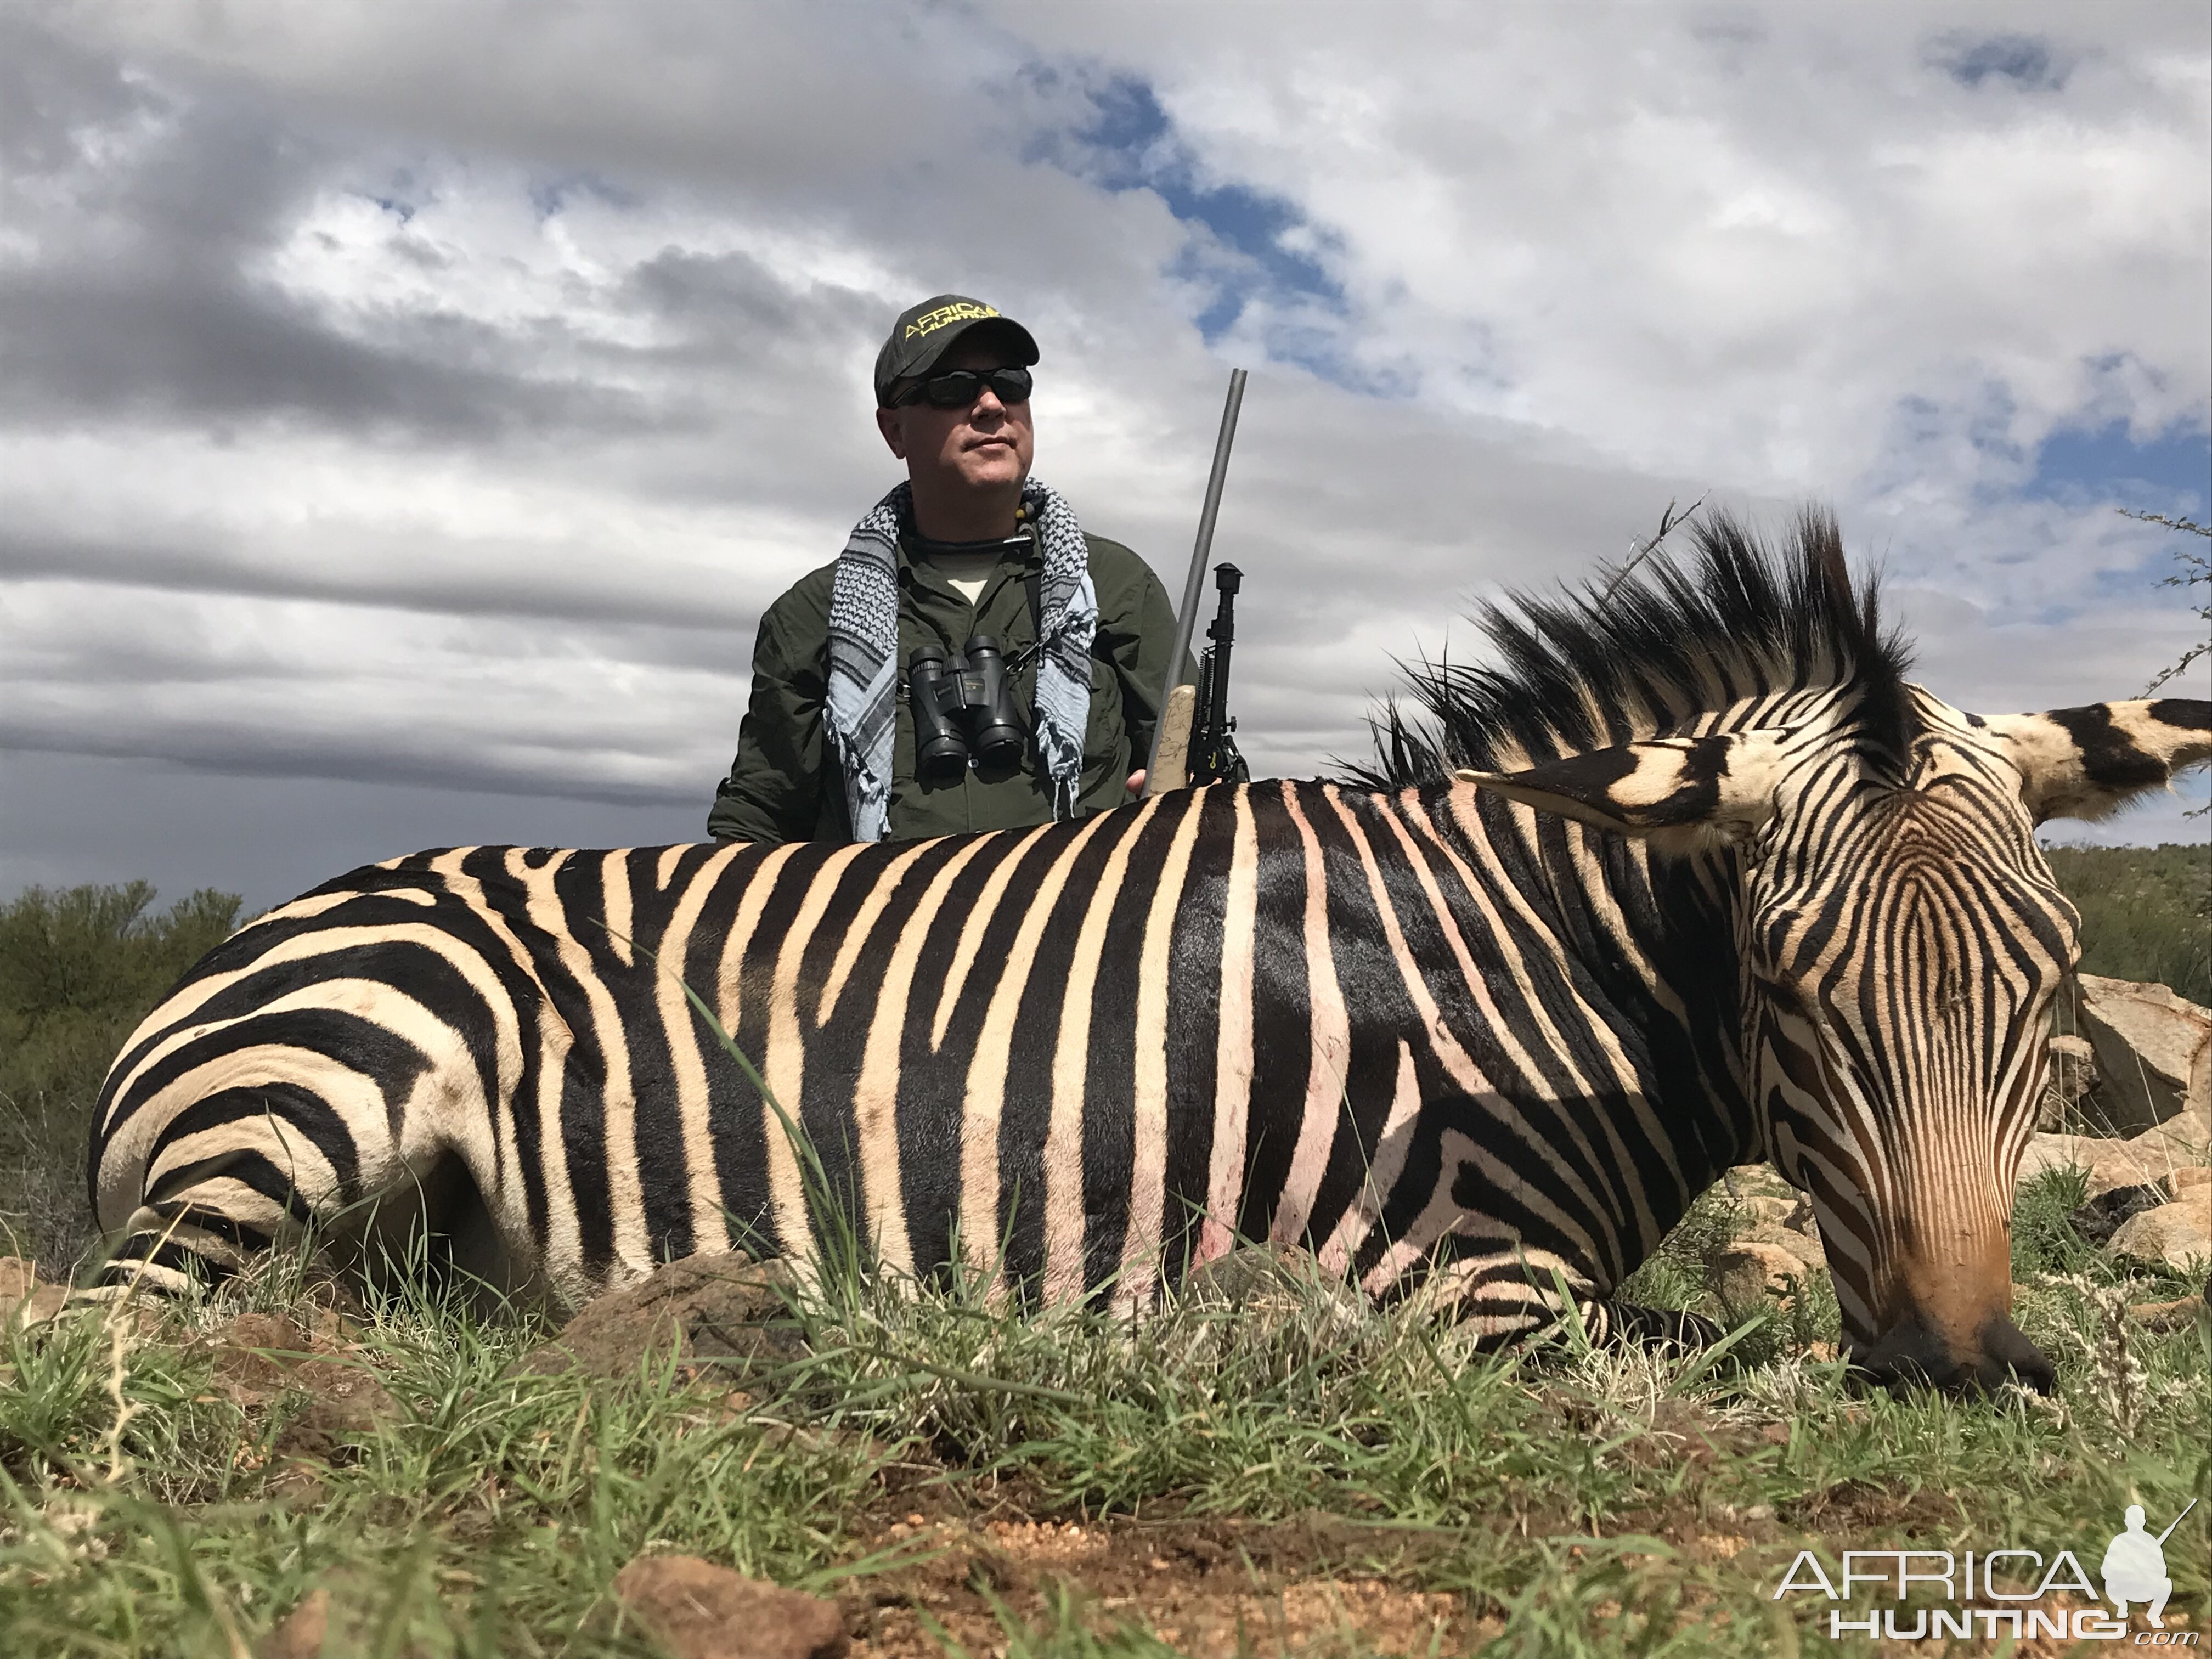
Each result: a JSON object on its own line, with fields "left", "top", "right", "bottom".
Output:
{"left": 872, "top": 294, "right": 1039, "bottom": 406}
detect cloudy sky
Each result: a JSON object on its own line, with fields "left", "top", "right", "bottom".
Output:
{"left": 3, "top": 2, "right": 2207, "bottom": 912}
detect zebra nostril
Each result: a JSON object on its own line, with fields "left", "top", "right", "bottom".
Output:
{"left": 1852, "top": 1312, "right": 2056, "bottom": 1397}
{"left": 1979, "top": 1316, "right": 2057, "bottom": 1396}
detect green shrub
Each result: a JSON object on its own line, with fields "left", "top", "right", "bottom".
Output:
{"left": 0, "top": 882, "right": 243, "bottom": 1277}
{"left": 2041, "top": 840, "right": 2211, "bottom": 1007}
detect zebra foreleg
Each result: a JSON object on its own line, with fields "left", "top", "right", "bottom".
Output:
{"left": 1583, "top": 1299, "right": 1726, "bottom": 1356}
{"left": 1419, "top": 1255, "right": 1725, "bottom": 1359}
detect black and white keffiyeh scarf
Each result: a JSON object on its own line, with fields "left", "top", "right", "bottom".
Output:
{"left": 821, "top": 478, "right": 1099, "bottom": 841}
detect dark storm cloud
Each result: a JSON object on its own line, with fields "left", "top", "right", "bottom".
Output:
{"left": 0, "top": 264, "right": 664, "bottom": 439}
{"left": 0, "top": 715, "right": 701, "bottom": 806}
{"left": 0, "top": 530, "right": 764, "bottom": 632}
{"left": 622, "top": 246, "right": 886, "bottom": 365}
{"left": 1927, "top": 32, "right": 2070, "bottom": 92}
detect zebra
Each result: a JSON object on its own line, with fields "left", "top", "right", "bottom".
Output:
{"left": 88, "top": 510, "right": 2209, "bottom": 1392}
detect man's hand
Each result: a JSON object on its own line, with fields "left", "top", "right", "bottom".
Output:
{"left": 1125, "top": 769, "right": 1146, "bottom": 796}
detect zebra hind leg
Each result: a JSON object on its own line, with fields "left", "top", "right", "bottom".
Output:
{"left": 91, "top": 1090, "right": 380, "bottom": 1302}
{"left": 93, "top": 1148, "right": 321, "bottom": 1302}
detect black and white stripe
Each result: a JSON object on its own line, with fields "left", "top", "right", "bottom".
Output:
{"left": 89, "top": 512, "right": 2211, "bottom": 1388}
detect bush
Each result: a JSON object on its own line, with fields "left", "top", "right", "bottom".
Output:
{"left": 2042, "top": 840, "right": 2211, "bottom": 1007}
{"left": 0, "top": 882, "right": 243, "bottom": 1277}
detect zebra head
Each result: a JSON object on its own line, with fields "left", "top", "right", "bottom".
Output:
{"left": 1432, "top": 516, "right": 2211, "bottom": 1394}
{"left": 1463, "top": 693, "right": 2208, "bottom": 1392}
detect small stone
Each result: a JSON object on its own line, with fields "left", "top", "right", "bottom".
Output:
{"left": 257, "top": 1588, "right": 329, "bottom": 1659}
{"left": 1742, "top": 1222, "right": 1826, "bottom": 1272}
{"left": 199, "top": 1312, "right": 400, "bottom": 1447}
{"left": 2109, "top": 1191, "right": 2212, "bottom": 1275}
{"left": 2069, "top": 1183, "right": 2167, "bottom": 1246}
{"left": 2127, "top": 1295, "right": 2205, "bottom": 1333}
{"left": 518, "top": 1253, "right": 807, "bottom": 1382}
{"left": 1, "top": 1283, "right": 70, "bottom": 1329}
{"left": 612, "top": 1554, "right": 848, "bottom": 1659}
{"left": 1709, "top": 1242, "right": 1811, "bottom": 1310}
{"left": 1181, "top": 1243, "right": 1363, "bottom": 1329}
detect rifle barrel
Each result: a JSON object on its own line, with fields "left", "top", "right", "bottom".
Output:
{"left": 1149, "top": 367, "right": 1246, "bottom": 782}
{"left": 2155, "top": 1498, "right": 2197, "bottom": 1545}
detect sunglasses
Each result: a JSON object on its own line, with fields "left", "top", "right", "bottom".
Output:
{"left": 890, "top": 366, "right": 1034, "bottom": 410}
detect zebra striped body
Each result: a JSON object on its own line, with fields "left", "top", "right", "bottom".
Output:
{"left": 91, "top": 777, "right": 1751, "bottom": 1336}
{"left": 89, "top": 514, "right": 2212, "bottom": 1389}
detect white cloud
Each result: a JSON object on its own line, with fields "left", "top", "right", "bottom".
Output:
{"left": 1, "top": 2, "right": 2205, "bottom": 906}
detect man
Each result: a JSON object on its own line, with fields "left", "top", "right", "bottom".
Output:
{"left": 708, "top": 295, "right": 1190, "bottom": 844}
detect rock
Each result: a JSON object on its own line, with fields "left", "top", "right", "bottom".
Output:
{"left": 2128, "top": 1294, "right": 2206, "bottom": 1333}
{"left": 518, "top": 1252, "right": 807, "bottom": 1382}
{"left": 1739, "top": 1195, "right": 1796, "bottom": 1229}
{"left": 1742, "top": 1222, "right": 1826, "bottom": 1273}
{"left": 1709, "top": 1242, "right": 1814, "bottom": 1310}
{"left": 2132, "top": 1104, "right": 2212, "bottom": 1166}
{"left": 2016, "top": 1131, "right": 2200, "bottom": 1201}
{"left": 257, "top": 1588, "right": 330, "bottom": 1659}
{"left": 199, "top": 1313, "right": 400, "bottom": 1448}
{"left": 2070, "top": 974, "right": 2212, "bottom": 1132}
{"left": 0, "top": 1256, "right": 35, "bottom": 1301}
{"left": 2109, "top": 1190, "right": 2212, "bottom": 1275}
{"left": 2040, "top": 1034, "right": 2098, "bottom": 1129}
{"left": 2069, "top": 1183, "right": 2168, "bottom": 1246}
{"left": 2171, "top": 1166, "right": 2211, "bottom": 1199}
{"left": 612, "top": 1555, "right": 848, "bottom": 1659}
{"left": 1, "top": 1282, "right": 69, "bottom": 1330}
{"left": 1721, "top": 1164, "right": 1797, "bottom": 1204}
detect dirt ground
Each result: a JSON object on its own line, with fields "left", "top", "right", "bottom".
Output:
{"left": 837, "top": 1504, "right": 1497, "bottom": 1658}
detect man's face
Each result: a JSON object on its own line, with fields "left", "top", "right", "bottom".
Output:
{"left": 875, "top": 337, "right": 1035, "bottom": 498}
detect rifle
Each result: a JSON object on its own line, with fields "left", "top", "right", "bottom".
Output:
{"left": 1187, "top": 563, "right": 1249, "bottom": 785}
{"left": 1147, "top": 368, "right": 1248, "bottom": 795}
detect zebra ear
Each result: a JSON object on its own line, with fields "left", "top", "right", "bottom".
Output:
{"left": 1454, "top": 730, "right": 1793, "bottom": 838}
{"left": 1985, "top": 698, "right": 2212, "bottom": 823}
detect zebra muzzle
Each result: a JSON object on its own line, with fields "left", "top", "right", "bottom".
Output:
{"left": 1850, "top": 1308, "right": 2056, "bottom": 1396}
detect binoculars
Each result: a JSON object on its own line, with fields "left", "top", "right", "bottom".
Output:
{"left": 907, "top": 636, "right": 1025, "bottom": 783}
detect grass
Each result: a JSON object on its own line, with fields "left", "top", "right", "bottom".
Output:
{"left": 0, "top": 882, "right": 242, "bottom": 1276}
{"left": 2, "top": 873, "right": 2207, "bottom": 1652}
{"left": 2042, "top": 840, "right": 2211, "bottom": 1008}
{"left": 1, "top": 1172, "right": 2204, "bottom": 1656}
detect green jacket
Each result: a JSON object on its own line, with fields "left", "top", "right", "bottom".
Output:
{"left": 708, "top": 527, "right": 1193, "bottom": 844}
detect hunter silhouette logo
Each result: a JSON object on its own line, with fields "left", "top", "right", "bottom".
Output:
{"left": 1770, "top": 1500, "right": 2201, "bottom": 1643}
{"left": 2104, "top": 1500, "right": 2193, "bottom": 1630}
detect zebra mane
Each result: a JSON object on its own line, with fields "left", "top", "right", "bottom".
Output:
{"left": 1345, "top": 506, "right": 1916, "bottom": 785}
